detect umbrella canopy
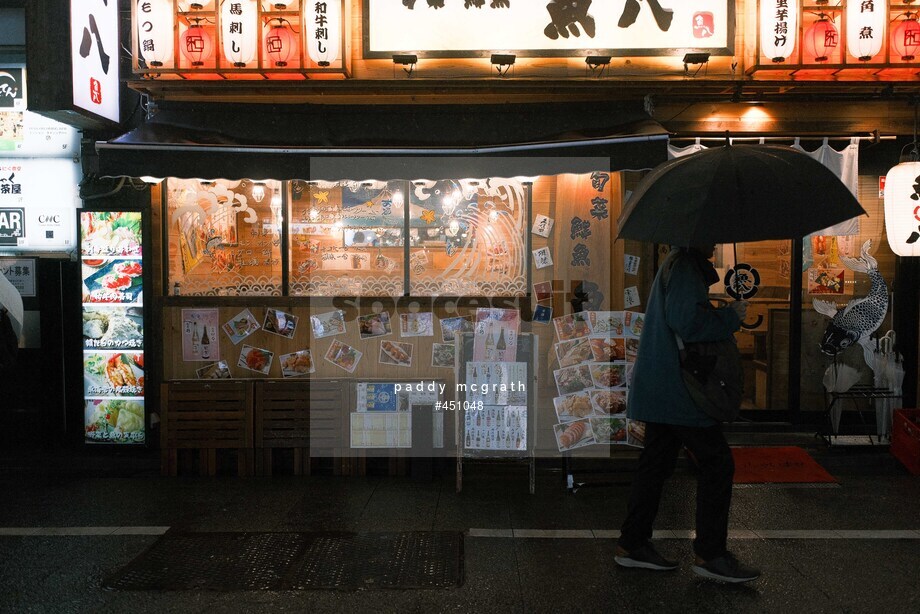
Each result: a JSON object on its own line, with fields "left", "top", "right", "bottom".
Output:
{"left": 0, "top": 271, "right": 23, "bottom": 340}
{"left": 617, "top": 144, "right": 867, "bottom": 246}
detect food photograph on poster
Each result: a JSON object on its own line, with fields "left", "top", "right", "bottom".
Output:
{"left": 238, "top": 345, "right": 273, "bottom": 375}
{"left": 280, "top": 350, "right": 315, "bottom": 378}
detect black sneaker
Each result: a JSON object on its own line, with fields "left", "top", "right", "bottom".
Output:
{"left": 614, "top": 543, "right": 679, "bottom": 571}
{"left": 692, "top": 552, "right": 761, "bottom": 583}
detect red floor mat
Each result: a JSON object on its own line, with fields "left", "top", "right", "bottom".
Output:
{"left": 731, "top": 446, "right": 837, "bottom": 484}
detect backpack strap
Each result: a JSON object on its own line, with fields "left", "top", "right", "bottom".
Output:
{"left": 660, "top": 252, "right": 688, "bottom": 354}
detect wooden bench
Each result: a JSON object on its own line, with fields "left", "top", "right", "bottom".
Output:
{"left": 161, "top": 381, "right": 254, "bottom": 476}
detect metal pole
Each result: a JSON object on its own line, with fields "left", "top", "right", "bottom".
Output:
{"left": 789, "top": 238, "right": 804, "bottom": 421}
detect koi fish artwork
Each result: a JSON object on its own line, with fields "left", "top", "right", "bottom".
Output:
{"left": 813, "top": 240, "right": 888, "bottom": 356}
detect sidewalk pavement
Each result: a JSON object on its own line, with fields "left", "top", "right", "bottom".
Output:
{"left": 0, "top": 441, "right": 918, "bottom": 613}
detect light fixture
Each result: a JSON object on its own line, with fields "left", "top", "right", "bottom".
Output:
{"left": 265, "top": 19, "right": 297, "bottom": 67}
{"left": 803, "top": 13, "right": 838, "bottom": 62}
{"left": 221, "top": 0, "right": 258, "bottom": 67}
{"left": 181, "top": 19, "right": 214, "bottom": 66}
{"left": 490, "top": 53, "right": 516, "bottom": 77}
{"left": 251, "top": 182, "right": 266, "bottom": 203}
{"left": 136, "top": 0, "right": 174, "bottom": 69}
{"left": 393, "top": 54, "right": 418, "bottom": 77}
{"left": 892, "top": 13, "right": 920, "bottom": 61}
{"left": 682, "top": 52, "right": 710, "bottom": 76}
{"left": 760, "top": 0, "right": 799, "bottom": 63}
{"left": 884, "top": 104, "right": 920, "bottom": 257}
{"left": 306, "top": 0, "right": 341, "bottom": 67}
{"left": 139, "top": 176, "right": 163, "bottom": 184}
{"left": 846, "top": 0, "right": 884, "bottom": 61}
{"left": 585, "top": 55, "right": 611, "bottom": 77}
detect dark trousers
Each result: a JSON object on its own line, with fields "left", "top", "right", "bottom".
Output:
{"left": 618, "top": 421, "right": 734, "bottom": 561}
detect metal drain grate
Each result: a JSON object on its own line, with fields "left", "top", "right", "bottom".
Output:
{"left": 103, "top": 531, "right": 463, "bottom": 591}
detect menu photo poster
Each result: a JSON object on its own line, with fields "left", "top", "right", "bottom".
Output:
{"left": 182, "top": 308, "right": 220, "bottom": 362}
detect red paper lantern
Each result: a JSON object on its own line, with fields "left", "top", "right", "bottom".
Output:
{"left": 803, "top": 15, "right": 838, "bottom": 62}
{"left": 892, "top": 15, "right": 920, "bottom": 61}
{"left": 265, "top": 22, "right": 297, "bottom": 67}
{"left": 180, "top": 22, "right": 214, "bottom": 66}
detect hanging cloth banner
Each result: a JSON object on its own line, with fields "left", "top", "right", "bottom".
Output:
{"left": 792, "top": 138, "right": 860, "bottom": 237}
{"left": 667, "top": 137, "right": 860, "bottom": 237}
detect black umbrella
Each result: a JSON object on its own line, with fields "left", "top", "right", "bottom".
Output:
{"left": 617, "top": 144, "right": 866, "bottom": 246}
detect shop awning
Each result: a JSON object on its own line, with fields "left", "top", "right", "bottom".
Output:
{"left": 95, "top": 101, "right": 669, "bottom": 181}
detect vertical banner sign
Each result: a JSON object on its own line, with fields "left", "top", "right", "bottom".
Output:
{"left": 760, "top": 0, "right": 798, "bottom": 63}
{"left": 221, "top": 0, "right": 258, "bottom": 67}
{"left": 306, "top": 0, "right": 341, "bottom": 66}
{"left": 136, "top": 0, "right": 176, "bottom": 69}
{"left": 71, "top": 0, "right": 120, "bottom": 122}
{"left": 80, "top": 212, "right": 146, "bottom": 444}
{"left": 846, "top": 0, "right": 884, "bottom": 61}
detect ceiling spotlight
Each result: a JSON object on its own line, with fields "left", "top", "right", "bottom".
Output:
{"left": 682, "top": 52, "right": 710, "bottom": 76}
{"left": 392, "top": 54, "right": 418, "bottom": 77}
{"left": 585, "top": 55, "right": 611, "bottom": 78}
{"left": 490, "top": 53, "right": 516, "bottom": 77}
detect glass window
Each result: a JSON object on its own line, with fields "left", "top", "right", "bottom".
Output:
{"left": 166, "top": 178, "right": 283, "bottom": 296}
{"left": 408, "top": 178, "right": 528, "bottom": 297}
{"left": 288, "top": 180, "right": 406, "bottom": 297}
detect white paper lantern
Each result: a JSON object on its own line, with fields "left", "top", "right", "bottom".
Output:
{"left": 136, "top": 0, "right": 175, "bottom": 68}
{"left": 847, "top": 0, "right": 885, "bottom": 61}
{"left": 220, "top": 0, "right": 258, "bottom": 67}
{"left": 760, "top": 0, "right": 799, "bottom": 62}
{"left": 305, "top": 0, "right": 341, "bottom": 67}
{"left": 884, "top": 160, "right": 920, "bottom": 257}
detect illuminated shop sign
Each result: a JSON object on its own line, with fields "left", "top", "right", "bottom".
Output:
{"left": 0, "top": 159, "right": 80, "bottom": 252}
{"left": 365, "top": 0, "right": 732, "bottom": 57}
{"left": 71, "top": 0, "right": 120, "bottom": 123}
{"left": 81, "top": 211, "right": 146, "bottom": 444}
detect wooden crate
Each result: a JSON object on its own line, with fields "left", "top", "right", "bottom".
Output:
{"left": 161, "top": 381, "right": 254, "bottom": 476}
{"left": 254, "top": 380, "right": 312, "bottom": 476}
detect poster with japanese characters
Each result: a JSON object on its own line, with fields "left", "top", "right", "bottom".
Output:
{"left": 182, "top": 309, "right": 220, "bottom": 362}
{"left": 472, "top": 308, "right": 520, "bottom": 362}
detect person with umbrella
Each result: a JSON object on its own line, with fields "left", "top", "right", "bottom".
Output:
{"left": 613, "top": 142, "right": 866, "bottom": 583}
{"left": 613, "top": 242, "right": 758, "bottom": 582}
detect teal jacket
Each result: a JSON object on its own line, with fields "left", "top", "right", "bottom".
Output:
{"left": 627, "top": 249, "right": 742, "bottom": 427}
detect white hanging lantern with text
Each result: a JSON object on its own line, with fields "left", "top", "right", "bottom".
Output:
{"left": 884, "top": 160, "right": 920, "bottom": 257}
{"left": 847, "top": 0, "right": 885, "bottom": 61}
{"left": 305, "top": 0, "right": 341, "bottom": 67}
{"left": 220, "top": 0, "right": 258, "bottom": 67}
{"left": 760, "top": 0, "right": 799, "bottom": 62}
{"left": 136, "top": 0, "right": 175, "bottom": 68}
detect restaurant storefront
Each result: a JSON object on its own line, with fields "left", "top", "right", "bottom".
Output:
{"left": 23, "top": 1, "right": 919, "bottom": 471}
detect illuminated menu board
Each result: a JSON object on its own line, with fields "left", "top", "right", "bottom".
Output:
{"left": 80, "top": 211, "right": 145, "bottom": 444}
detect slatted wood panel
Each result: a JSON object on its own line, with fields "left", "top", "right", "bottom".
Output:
{"left": 161, "top": 381, "right": 254, "bottom": 476}
{"left": 307, "top": 380, "right": 350, "bottom": 475}
{"left": 254, "top": 380, "right": 313, "bottom": 476}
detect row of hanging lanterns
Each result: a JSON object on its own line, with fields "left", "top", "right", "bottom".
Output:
{"left": 136, "top": 0, "right": 341, "bottom": 70}
{"left": 761, "top": 1, "right": 920, "bottom": 64}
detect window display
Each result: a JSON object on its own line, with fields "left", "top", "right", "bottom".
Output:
{"left": 166, "top": 178, "right": 283, "bottom": 296}
{"left": 289, "top": 180, "right": 405, "bottom": 297}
